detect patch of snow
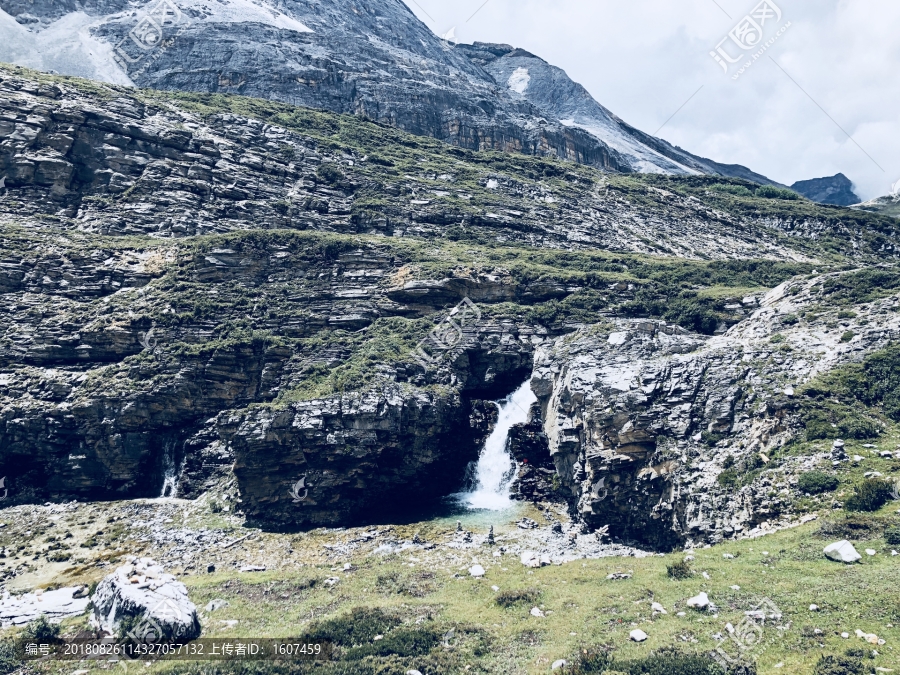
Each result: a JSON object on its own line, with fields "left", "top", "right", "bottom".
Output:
{"left": 571, "top": 119, "right": 700, "bottom": 176}
{"left": 507, "top": 67, "right": 530, "bottom": 94}
{"left": 179, "top": 0, "right": 312, "bottom": 32}
{"left": 0, "top": 10, "right": 134, "bottom": 85}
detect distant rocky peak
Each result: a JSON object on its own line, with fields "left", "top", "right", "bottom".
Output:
{"left": 790, "top": 173, "right": 861, "bottom": 206}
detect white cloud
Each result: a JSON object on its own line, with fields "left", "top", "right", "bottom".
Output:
{"left": 403, "top": 0, "right": 900, "bottom": 199}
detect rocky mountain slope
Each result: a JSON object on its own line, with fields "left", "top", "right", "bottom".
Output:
{"left": 462, "top": 42, "right": 782, "bottom": 185}
{"left": 0, "top": 0, "right": 777, "bottom": 182}
{"left": 853, "top": 192, "right": 900, "bottom": 219}
{"left": 2, "top": 66, "right": 900, "bottom": 550}
{"left": 534, "top": 273, "right": 900, "bottom": 548}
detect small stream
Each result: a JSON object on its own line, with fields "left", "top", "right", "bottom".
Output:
{"left": 457, "top": 379, "right": 537, "bottom": 511}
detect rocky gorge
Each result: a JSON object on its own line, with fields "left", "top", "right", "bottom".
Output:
{"left": 0, "top": 64, "right": 900, "bottom": 561}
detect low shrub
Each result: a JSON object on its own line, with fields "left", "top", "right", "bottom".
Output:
{"left": 702, "top": 430, "right": 727, "bottom": 446}
{"left": 22, "top": 615, "right": 60, "bottom": 641}
{"left": 756, "top": 185, "right": 801, "bottom": 200}
{"left": 717, "top": 469, "right": 739, "bottom": 488}
{"left": 563, "top": 646, "right": 743, "bottom": 675}
{"left": 666, "top": 560, "right": 693, "bottom": 580}
{"left": 816, "top": 514, "right": 887, "bottom": 540}
{"left": 344, "top": 626, "right": 441, "bottom": 659}
{"left": 798, "top": 471, "right": 839, "bottom": 494}
{"left": 884, "top": 525, "right": 900, "bottom": 545}
{"left": 305, "top": 607, "right": 400, "bottom": 646}
{"left": 495, "top": 588, "right": 541, "bottom": 608}
{"left": 802, "top": 403, "right": 883, "bottom": 440}
{"left": 845, "top": 479, "right": 893, "bottom": 512}
{"left": 0, "top": 640, "right": 22, "bottom": 674}
{"left": 316, "top": 163, "right": 345, "bottom": 185}
{"left": 710, "top": 183, "right": 753, "bottom": 197}
{"left": 813, "top": 654, "right": 865, "bottom": 675}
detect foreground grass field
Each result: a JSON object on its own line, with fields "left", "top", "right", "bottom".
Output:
{"left": 2, "top": 497, "right": 899, "bottom": 673}
{"left": 176, "top": 516, "right": 899, "bottom": 674}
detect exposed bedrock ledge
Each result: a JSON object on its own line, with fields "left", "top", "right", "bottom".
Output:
{"left": 0, "top": 341, "right": 288, "bottom": 502}
{"left": 226, "top": 387, "right": 493, "bottom": 528}
{"left": 531, "top": 275, "right": 900, "bottom": 550}
{"left": 226, "top": 335, "right": 537, "bottom": 528}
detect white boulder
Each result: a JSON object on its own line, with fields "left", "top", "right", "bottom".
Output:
{"left": 824, "top": 540, "right": 862, "bottom": 563}
{"left": 629, "top": 629, "right": 648, "bottom": 642}
{"left": 686, "top": 592, "right": 710, "bottom": 609}
{"left": 520, "top": 551, "right": 550, "bottom": 568}
{"left": 90, "top": 557, "right": 200, "bottom": 640}
{"left": 468, "top": 565, "right": 485, "bottom": 577}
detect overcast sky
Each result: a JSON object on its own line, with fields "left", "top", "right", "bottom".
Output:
{"left": 402, "top": 0, "right": 899, "bottom": 201}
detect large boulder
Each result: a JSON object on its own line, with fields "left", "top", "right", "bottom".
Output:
{"left": 824, "top": 540, "right": 862, "bottom": 564}
{"left": 90, "top": 558, "right": 201, "bottom": 641}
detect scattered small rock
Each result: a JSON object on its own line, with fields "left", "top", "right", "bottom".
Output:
{"left": 469, "top": 565, "right": 485, "bottom": 577}
{"left": 530, "top": 607, "right": 544, "bottom": 617}
{"left": 824, "top": 540, "right": 862, "bottom": 563}
{"left": 551, "top": 659, "right": 568, "bottom": 670}
{"left": 686, "top": 592, "right": 710, "bottom": 610}
{"left": 204, "top": 599, "right": 229, "bottom": 613}
{"left": 629, "top": 629, "right": 648, "bottom": 642}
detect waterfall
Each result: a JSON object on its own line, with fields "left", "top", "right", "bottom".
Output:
{"left": 459, "top": 379, "right": 537, "bottom": 510}
{"left": 159, "top": 441, "right": 181, "bottom": 498}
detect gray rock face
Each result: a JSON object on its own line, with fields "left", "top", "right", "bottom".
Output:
{"left": 228, "top": 386, "right": 484, "bottom": 527}
{"left": 1, "top": 67, "right": 899, "bottom": 534}
{"left": 90, "top": 557, "right": 201, "bottom": 640}
{"left": 0, "top": 586, "right": 90, "bottom": 627}
{"left": 0, "top": 0, "right": 623, "bottom": 172}
{"left": 463, "top": 42, "right": 782, "bottom": 185}
{"left": 791, "top": 173, "right": 860, "bottom": 206}
{"left": 0, "top": 0, "right": 773, "bottom": 181}
{"left": 1, "top": 72, "right": 891, "bottom": 258}
{"left": 532, "top": 275, "right": 900, "bottom": 549}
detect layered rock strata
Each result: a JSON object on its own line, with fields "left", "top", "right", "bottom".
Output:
{"left": 532, "top": 275, "right": 900, "bottom": 548}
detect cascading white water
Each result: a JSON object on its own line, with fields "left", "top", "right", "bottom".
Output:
{"left": 459, "top": 379, "right": 537, "bottom": 510}
{"left": 159, "top": 442, "right": 180, "bottom": 498}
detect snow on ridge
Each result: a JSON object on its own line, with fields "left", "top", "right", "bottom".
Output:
{"left": 0, "top": 10, "right": 134, "bottom": 86}
{"left": 180, "top": 0, "right": 312, "bottom": 32}
{"left": 570, "top": 119, "right": 700, "bottom": 176}
{"left": 507, "top": 67, "right": 530, "bottom": 94}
